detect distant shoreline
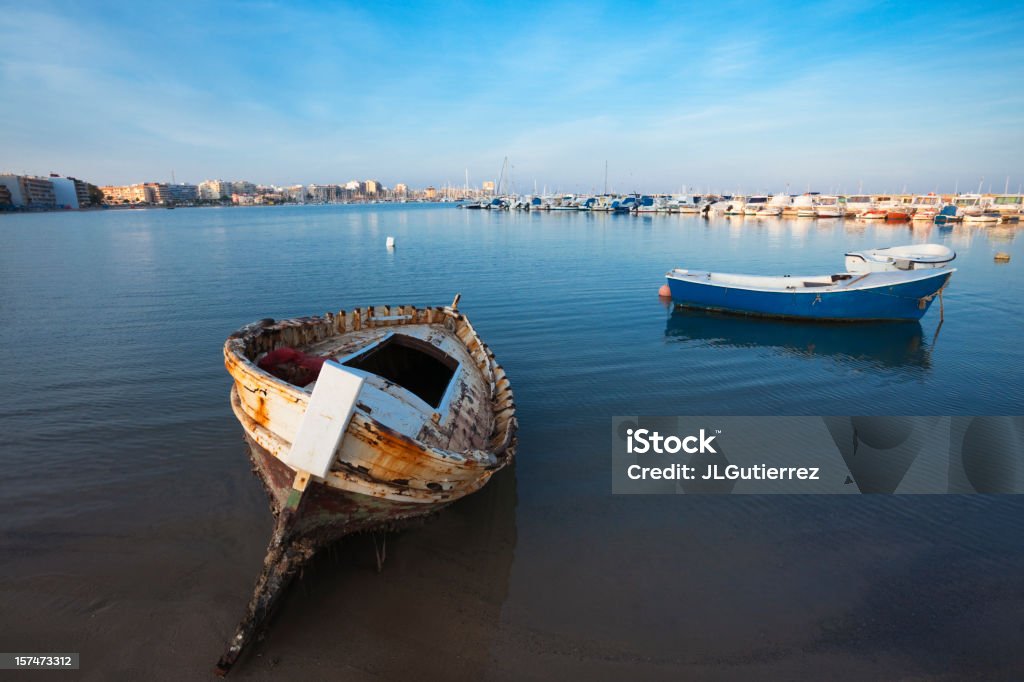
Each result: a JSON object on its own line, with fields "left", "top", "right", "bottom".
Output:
{"left": 0, "top": 201, "right": 456, "bottom": 215}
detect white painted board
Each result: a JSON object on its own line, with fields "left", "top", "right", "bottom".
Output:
{"left": 282, "top": 361, "right": 364, "bottom": 479}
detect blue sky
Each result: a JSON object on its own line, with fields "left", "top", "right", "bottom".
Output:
{"left": 1, "top": 0, "right": 1022, "bottom": 193}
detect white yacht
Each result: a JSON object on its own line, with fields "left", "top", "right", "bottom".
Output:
{"left": 953, "top": 194, "right": 984, "bottom": 218}
{"left": 723, "top": 196, "right": 747, "bottom": 215}
{"left": 910, "top": 194, "right": 943, "bottom": 221}
{"left": 667, "top": 195, "right": 701, "bottom": 213}
{"left": 743, "top": 196, "right": 769, "bottom": 215}
{"left": 815, "top": 195, "right": 843, "bottom": 218}
{"left": 705, "top": 198, "right": 732, "bottom": 215}
{"left": 989, "top": 194, "right": 1023, "bottom": 216}
{"left": 548, "top": 194, "right": 578, "bottom": 210}
{"left": 843, "top": 195, "right": 873, "bottom": 217}
{"left": 636, "top": 195, "right": 666, "bottom": 213}
{"left": 792, "top": 194, "right": 818, "bottom": 217}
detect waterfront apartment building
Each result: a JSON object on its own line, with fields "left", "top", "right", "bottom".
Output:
{"left": 0, "top": 174, "right": 57, "bottom": 209}
{"left": 50, "top": 177, "right": 81, "bottom": 209}
{"left": 145, "top": 182, "right": 171, "bottom": 204}
{"left": 101, "top": 184, "right": 152, "bottom": 204}
{"left": 166, "top": 183, "right": 198, "bottom": 204}
{"left": 71, "top": 177, "right": 91, "bottom": 207}
{"left": 231, "top": 180, "right": 256, "bottom": 195}
{"left": 198, "top": 179, "right": 232, "bottom": 201}
{"left": 364, "top": 180, "right": 381, "bottom": 195}
{"left": 307, "top": 183, "right": 344, "bottom": 203}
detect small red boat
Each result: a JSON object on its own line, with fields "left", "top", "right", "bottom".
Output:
{"left": 860, "top": 208, "right": 887, "bottom": 220}
{"left": 885, "top": 209, "right": 912, "bottom": 222}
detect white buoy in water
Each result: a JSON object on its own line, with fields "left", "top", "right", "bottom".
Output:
{"left": 386, "top": 236, "right": 395, "bottom": 249}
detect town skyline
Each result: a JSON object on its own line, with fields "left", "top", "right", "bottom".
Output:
{"left": 1, "top": 1, "right": 1022, "bottom": 194}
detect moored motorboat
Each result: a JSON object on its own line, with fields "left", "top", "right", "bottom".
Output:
{"left": 665, "top": 266, "right": 953, "bottom": 321}
{"left": 216, "top": 298, "right": 517, "bottom": 673}
{"left": 844, "top": 244, "right": 955, "bottom": 273}
{"left": 743, "top": 195, "right": 769, "bottom": 215}
{"left": 843, "top": 195, "right": 873, "bottom": 217}
{"left": 885, "top": 208, "right": 912, "bottom": 222}
{"left": 933, "top": 205, "right": 961, "bottom": 224}
{"left": 612, "top": 195, "right": 638, "bottom": 213}
{"left": 910, "top": 194, "right": 943, "bottom": 221}
{"left": 815, "top": 195, "right": 843, "bottom": 218}
{"left": 636, "top": 195, "right": 665, "bottom": 213}
{"left": 668, "top": 195, "right": 702, "bottom": 213}
{"left": 861, "top": 207, "right": 887, "bottom": 220}
{"left": 724, "top": 196, "right": 747, "bottom": 215}
{"left": 793, "top": 193, "right": 818, "bottom": 217}
{"left": 963, "top": 211, "right": 1000, "bottom": 224}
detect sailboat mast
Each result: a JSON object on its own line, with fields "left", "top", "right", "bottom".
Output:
{"left": 496, "top": 156, "right": 508, "bottom": 196}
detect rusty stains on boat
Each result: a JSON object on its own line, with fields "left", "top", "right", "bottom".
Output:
{"left": 214, "top": 297, "right": 517, "bottom": 675}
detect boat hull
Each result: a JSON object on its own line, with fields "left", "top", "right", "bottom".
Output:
{"left": 244, "top": 427, "right": 448, "bottom": 541}
{"left": 886, "top": 211, "right": 912, "bottom": 222}
{"left": 666, "top": 270, "right": 952, "bottom": 321}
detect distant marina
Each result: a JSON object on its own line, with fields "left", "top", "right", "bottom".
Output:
{"left": 459, "top": 190, "right": 1024, "bottom": 224}
{"left": 2, "top": 169, "right": 1024, "bottom": 226}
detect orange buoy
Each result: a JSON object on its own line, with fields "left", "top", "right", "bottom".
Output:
{"left": 658, "top": 284, "right": 672, "bottom": 298}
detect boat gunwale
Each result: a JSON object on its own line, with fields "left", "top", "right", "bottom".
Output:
{"left": 223, "top": 304, "right": 517, "bottom": 493}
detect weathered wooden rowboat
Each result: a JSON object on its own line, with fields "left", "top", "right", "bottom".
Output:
{"left": 216, "top": 297, "right": 516, "bottom": 674}
{"left": 665, "top": 268, "right": 954, "bottom": 322}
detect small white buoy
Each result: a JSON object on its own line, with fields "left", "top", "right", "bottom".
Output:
{"left": 386, "top": 236, "right": 395, "bottom": 249}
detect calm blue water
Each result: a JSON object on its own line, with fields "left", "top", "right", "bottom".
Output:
{"left": 1, "top": 205, "right": 1022, "bottom": 679}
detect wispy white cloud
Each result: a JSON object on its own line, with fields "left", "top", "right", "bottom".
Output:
{"left": 1, "top": 0, "right": 1022, "bottom": 190}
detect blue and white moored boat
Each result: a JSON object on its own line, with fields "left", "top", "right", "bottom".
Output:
{"left": 665, "top": 266, "right": 954, "bottom": 321}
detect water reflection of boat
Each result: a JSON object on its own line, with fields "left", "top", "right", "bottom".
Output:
{"left": 665, "top": 309, "right": 930, "bottom": 369}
